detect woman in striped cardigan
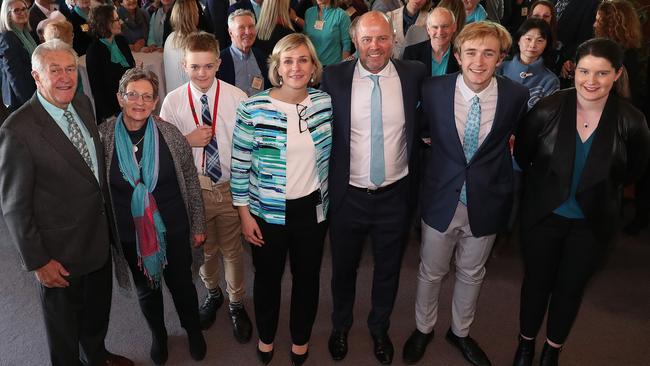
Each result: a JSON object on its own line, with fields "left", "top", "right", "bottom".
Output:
{"left": 231, "top": 33, "right": 332, "bottom": 366}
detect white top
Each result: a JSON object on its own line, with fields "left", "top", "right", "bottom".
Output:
{"left": 159, "top": 78, "right": 247, "bottom": 183}
{"left": 270, "top": 96, "right": 319, "bottom": 199}
{"left": 454, "top": 74, "right": 498, "bottom": 148}
{"left": 163, "top": 32, "right": 189, "bottom": 93}
{"left": 349, "top": 60, "right": 408, "bottom": 188}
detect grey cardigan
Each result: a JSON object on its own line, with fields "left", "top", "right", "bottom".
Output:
{"left": 99, "top": 116, "right": 206, "bottom": 291}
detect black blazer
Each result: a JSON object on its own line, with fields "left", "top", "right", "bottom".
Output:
{"left": 0, "top": 93, "right": 118, "bottom": 275}
{"left": 403, "top": 40, "right": 459, "bottom": 77}
{"left": 321, "top": 59, "right": 427, "bottom": 213}
{"left": 28, "top": 5, "right": 46, "bottom": 42}
{"left": 420, "top": 73, "right": 529, "bottom": 236}
{"left": 254, "top": 26, "right": 295, "bottom": 61}
{"left": 69, "top": 11, "right": 93, "bottom": 56}
{"left": 0, "top": 31, "right": 36, "bottom": 112}
{"left": 515, "top": 89, "right": 650, "bottom": 244}
{"left": 205, "top": 0, "right": 231, "bottom": 48}
{"left": 85, "top": 35, "right": 135, "bottom": 121}
{"left": 218, "top": 46, "right": 271, "bottom": 92}
{"left": 556, "top": 0, "right": 599, "bottom": 62}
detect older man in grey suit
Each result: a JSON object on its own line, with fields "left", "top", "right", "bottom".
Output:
{"left": 0, "top": 40, "right": 132, "bottom": 366}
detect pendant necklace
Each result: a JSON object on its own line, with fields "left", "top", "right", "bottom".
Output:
{"left": 133, "top": 135, "right": 144, "bottom": 152}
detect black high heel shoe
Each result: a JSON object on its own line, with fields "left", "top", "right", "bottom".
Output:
{"left": 290, "top": 349, "right": 309, "bottom": 366}
{"left": 539, "top": 342, "right": 561, "bottom": 366}
{"left": 256, "top": 347, "right": 274, "bottom": 365}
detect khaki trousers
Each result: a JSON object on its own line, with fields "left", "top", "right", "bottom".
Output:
{"left": 199, "top": 178, "right": 245, "bottom": 302}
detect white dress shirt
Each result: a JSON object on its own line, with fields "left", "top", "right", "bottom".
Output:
{"left": 454, "top": 74, "right": 498, "bottom": 148}
{"left": 270, "top": 96, "right": 319, "bottom": 199}
{"left": 159, "top": 78, "right": 247, "bottom": 183}
{"left": 349, "top": 60, "right": 408, "bottom": 188}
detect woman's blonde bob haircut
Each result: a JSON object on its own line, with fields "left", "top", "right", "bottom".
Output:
{"left": 268, "top": 33, "right": 323, "bottom": 88}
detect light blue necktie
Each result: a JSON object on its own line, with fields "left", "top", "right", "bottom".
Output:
{"left": 201, "top": 94, "right": 222, "bottom": 182}
{"left": 460, "top": 95, "right": 480, "bottom": 205}
{"left": 368, "top": 74, "right": 385, "bottom": 186}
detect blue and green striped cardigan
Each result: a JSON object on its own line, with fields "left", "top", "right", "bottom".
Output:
{"left": 230, "top": 88, "right": 333, "bottom": 225}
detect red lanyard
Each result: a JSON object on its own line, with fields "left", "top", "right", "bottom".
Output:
{"left": 188, "top": 80, "right": 220, "bottom": 171}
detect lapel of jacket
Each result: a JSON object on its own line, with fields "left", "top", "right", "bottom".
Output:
{"left": 549, "top": 89, "right": 577, "bottom": 183}
{"left": 338, "top": 61, "right": 355, "bottom": 161}
{"left": 442, "top": 73, "right": 466, "bottom": 161}
{"left": 393, "top": 60, "right": 415, "bottom": 158}
{"left": 32, "top": 94, "right": 100, "bottom": 187}
{"left": 578, "top": 94, "right": 618, "bottom": 193}
{"left": 424, "top": 42, "right": 433, "bottom": 75}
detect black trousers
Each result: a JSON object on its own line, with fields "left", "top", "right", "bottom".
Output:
{"left": 122, "top": 230, "right": 201, "bottom": 336}
{"left": 251, "top": 190, "right": 327, "bottom": 345}
{"left": 329, "top": 178, "right": 410, "bottom": 335}
{"left": 519, "top": 214, "right": 603, "bottom": 344}
{"left": 632, "top": 166, "right": 650, "bottom": 222}
{"left": 39, "top": 257, "right": 112, "bottom": 366}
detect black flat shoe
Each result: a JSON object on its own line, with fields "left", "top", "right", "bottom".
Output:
{"left": 403, "top": 329, "right": 434, "bottom": 364}
{"left": 539, "top": 342, "right": 561, "bottom": 366}
{"left": 150, "top": 329, "right": 168, "bottom": 365}
{"left": 372, "top": 332, "right": 394, "bottom": 365}
{"left": 187, "top": 329, "right": 206, "bottom": 361}
{"left": 445, "top": 328, "right": 491, "bottom": 366}
{"left": 328, "top": 330, "right": 348, "bottom": 361}
{"left": 256, "top": 347, "right": 274, "bottom": 365}
{"left": 512, "top": 336, "right": 535, "bottom": 366}
{"left": 290, "top": 349, "right": 309, "bottom": 366}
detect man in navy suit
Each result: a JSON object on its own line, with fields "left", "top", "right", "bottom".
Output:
{"left": 218, "top": 9, "right": 270, "bottom": 96}
{"left": 321, "top": 11, "right": 427, "bottom": 365}
{"left": 403, "top": 7, "right": 459, "bottom": 77}
{"left": 401, "top": 22, "right": 528, "bottom": 366}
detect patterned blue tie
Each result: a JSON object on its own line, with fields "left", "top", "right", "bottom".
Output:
{"left": 460, "top": 95, "right": 480, "bottom": 205}
{"left": 201, "top": 94, "right": 222, "bottom": 182}
{"left": 368, "top": 74, "right": 385, "bottom": 186}
{"left": 555, "top": 0, "right": 570, "bottom": 20}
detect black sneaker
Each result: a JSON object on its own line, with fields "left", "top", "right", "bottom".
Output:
{"left": 199, "top": 289, "right": 224, "bottom": 330}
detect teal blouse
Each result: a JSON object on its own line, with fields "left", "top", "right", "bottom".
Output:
{"left": 303, "top": 6, "right": 351, "bottom": 66}
{"left": 553, "top": 132, "right": 595, "bottom": 219}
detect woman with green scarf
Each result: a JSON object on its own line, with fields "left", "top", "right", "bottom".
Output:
{"left": 86, "top": 4, "right": 135, "bottom": 122}
{"left": 99, "top": 67, "right": 207, "bottom": 365}
{"left": 0, "top": 0, "right": 37, "bottom": 111}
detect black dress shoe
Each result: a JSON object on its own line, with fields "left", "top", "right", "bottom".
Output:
{"left": 198, "top": 290, "right": 224, "bottom": 330}
{"left": 624, "top": 218, "right": 648, "bottom": 235}
{"left": 328, "top": 330, "right": 348, "bottom": 361}
{"left": 187, "top": 329, "right": 207, "bottom": 361}
{"left": 403, "top": 329, "right": 434, "bottom": 364}
{"left": 150, "top": 330, "right": 168, "bottom": 365}
{"left": 372, "top": 332, "right": 394, "bottom": 365}
{"left": 539, "top": 342, "right": 561, "bottom": 366}
{"left": 512, "top": 336, "right": 535, "bottom": 366}
{"left": 229, "top": 303, "right": 253, "bottom": 343}
{"left": 445, "top": 328, "right": 491, "bottom": 366}
{"left": 290, "top": 349, "right": 309, "bottom": 366}
{"left": 256, "top": 347, "right": 274, "bottom": 365}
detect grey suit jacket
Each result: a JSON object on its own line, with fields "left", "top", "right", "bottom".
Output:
{"left": 0, "top": 93, "right": 117, "bottom": 276}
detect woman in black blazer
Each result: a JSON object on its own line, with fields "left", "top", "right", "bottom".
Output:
{"left": 86, "top": 4, "right": 135, "bottom": 123}
{"left": 512, "top": 38, "right": 650, "bottom": 366}
{"left": 68, "top": 0, "right": 93, "bottom": 56}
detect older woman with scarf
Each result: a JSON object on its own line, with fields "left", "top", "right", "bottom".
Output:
{"left": 0, "top": 0, "right": 37, "bottom": 112}
{"left": 99, "top": 67, "right": 207, "bottom": 365}
{"left": 86, "top": 4, "right": 135, "bottom": 122}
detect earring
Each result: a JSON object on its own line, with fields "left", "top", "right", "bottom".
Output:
{"left": 310, "top": 74, "right": 314, "bottom": 84}
{"left": 279, "top": 76, "right": 283, "bottom": 86}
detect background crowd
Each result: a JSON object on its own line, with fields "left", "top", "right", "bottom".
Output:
{"left": 0, "top": 1, "right": 649, "bottom": 366}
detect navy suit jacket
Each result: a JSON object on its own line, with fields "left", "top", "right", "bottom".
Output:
{"left": 402, "top": 40, "right": 459, "bottom": 77}
{"left": 0, "top": 32, "right": 36, "bottom": 112}
{"left": 218, "top": 46, "right": 271, "bottom": 92}
{"left": 420, "top": 73, "right": 528, "bottom": 237}
{"left": 321, "top": 59, "right": 427, "bottom": 213}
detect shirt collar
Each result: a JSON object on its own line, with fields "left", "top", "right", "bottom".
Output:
{"left": 35, "top": 2, "right": 55, "bottom": 16}
{"left": 356, "top": 59, "right": 396, "bottom": 79}
{"left": 457, "top": 73, "right": 496, "bottom": 102}
{"left": 189, "top": 78, "right": 218, "bottom": 98}
{"left": 37, "top": 91, "right": 73, "bottom": 122}
{"left": 230, "top": 44, "right": 251, "bottom": 60}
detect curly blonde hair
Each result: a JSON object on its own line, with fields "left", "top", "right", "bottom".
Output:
{"left": 594, "top": 0, "right": 642, "bottom": 50}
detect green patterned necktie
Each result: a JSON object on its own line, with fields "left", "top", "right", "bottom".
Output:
{"left": 64, "top": 110, "right": 95, "bottom": 174}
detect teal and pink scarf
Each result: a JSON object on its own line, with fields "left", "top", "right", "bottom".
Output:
{"left": 114, "top": 114, "right": 167, "bottom": 288}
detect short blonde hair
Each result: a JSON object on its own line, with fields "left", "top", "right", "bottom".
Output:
{"left": 268, "top": 33, "right": 322, "bottom": 87}
{"left": 43, "top": 20, "right": 74, "bottom": 45}
{"left": 453, "top": 21, "right": 511, "bottom": 56}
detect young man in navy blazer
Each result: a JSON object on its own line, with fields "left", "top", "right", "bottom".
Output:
{"left": 402, "top": 22, "right": 529, "bottom": 366}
